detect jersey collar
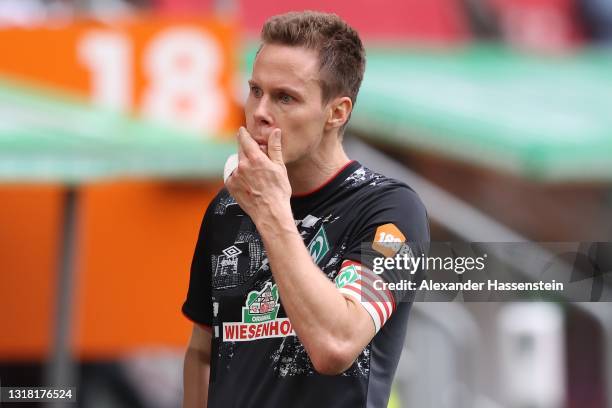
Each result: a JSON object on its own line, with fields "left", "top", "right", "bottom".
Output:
{"left": 290, "top": 160, "right": 361, "bottom": 213}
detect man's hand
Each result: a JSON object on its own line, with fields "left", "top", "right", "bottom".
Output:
{"left": 226, "top": 127, "right": 293, "bottom": 227}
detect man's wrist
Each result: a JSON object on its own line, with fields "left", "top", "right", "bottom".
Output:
{"left": 254, "top": 201, "right": 297, "bottom": 239}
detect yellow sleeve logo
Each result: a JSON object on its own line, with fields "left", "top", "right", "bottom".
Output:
{"left": 372, "top": 223, "right": 406, "bottom": 258}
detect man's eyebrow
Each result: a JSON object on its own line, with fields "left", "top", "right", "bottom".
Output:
{"left": 248, "top": 79, "right": 304, "bottom": 97}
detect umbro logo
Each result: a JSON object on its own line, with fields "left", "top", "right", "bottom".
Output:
{"left": 223, "top": 245, "right": 242, "bottom": 257}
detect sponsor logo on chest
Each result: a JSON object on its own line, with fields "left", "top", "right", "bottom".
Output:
{"left": 222, "top": 282, "right": 295, "bottom": 342}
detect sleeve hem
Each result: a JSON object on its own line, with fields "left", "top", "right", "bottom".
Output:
{"left": 181, "top": 302, "right": 213, "bottom": 328}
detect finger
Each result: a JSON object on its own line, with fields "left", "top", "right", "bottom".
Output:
{"left": 259, "top": 127, "right": 273, "bottom": 155}
{"left": 267, "top": 128, "right": 283, "bottom": 165}
{"left": 237, "top": 127, "right": 246, "bottom": 161}
{"left": 238, "top": 126, "right": 260, "bottom": 159}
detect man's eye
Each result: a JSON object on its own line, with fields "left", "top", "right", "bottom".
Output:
{"left": 279, "top": 93, "right": 293, "bottom": 104}
{"left": 250, "top": 86, "right": 263, "bottom": 98}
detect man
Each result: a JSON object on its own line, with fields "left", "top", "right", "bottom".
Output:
{"left": 182, "top": 11, "right": 429, "bottom": 408}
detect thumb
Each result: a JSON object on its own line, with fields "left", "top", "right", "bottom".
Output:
{"left": 267, "top": 129, "right": 284, "bottom": 165}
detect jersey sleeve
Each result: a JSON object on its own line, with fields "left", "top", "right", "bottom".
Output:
{"left": 334, "top": 185, "right": 430, "bottom": 332}
{"left": 181, "top": 198, "right": 217, "bottom": 327}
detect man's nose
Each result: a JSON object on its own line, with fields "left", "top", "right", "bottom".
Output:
{"left": 253, "top": 96, "right": 273, "bottom": 127}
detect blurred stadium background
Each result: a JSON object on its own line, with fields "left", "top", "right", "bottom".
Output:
{"left": 0, "top": 0, "right": 611, "bottom": 407}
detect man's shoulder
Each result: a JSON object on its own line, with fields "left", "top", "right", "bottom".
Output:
{"left": 343, "top": 164, "right": 424, "bottom": 209}
{"left": 212, "top": 187, "right": 232, "bottom": 203}
{"left": 341, "top": 164, "right": 429, "bottom": 240}
{"left": 204, "top": 187, "right": 239, "bottom": 218}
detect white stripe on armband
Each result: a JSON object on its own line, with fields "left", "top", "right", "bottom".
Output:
{"left": 335, "top": 260, "right": 395, "bottom": 333}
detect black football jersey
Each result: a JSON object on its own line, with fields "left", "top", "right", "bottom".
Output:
{"left": 182, "top": 160, "right": 429, "bottom": 408}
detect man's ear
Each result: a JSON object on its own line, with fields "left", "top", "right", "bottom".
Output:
{"left": 326, "top": 97, "right": 353, "bottom": 131}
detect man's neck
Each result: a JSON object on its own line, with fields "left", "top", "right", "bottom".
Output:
{"left": 286, "top": 142, "right": 351, "bottom": 196}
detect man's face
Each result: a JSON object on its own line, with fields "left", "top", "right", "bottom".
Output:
{"left": 245, "top": 44, "right": 329, "bottom": 165}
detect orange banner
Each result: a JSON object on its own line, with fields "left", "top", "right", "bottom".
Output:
{"left": 0, "top": 15, "right": 241, "bottom": 135}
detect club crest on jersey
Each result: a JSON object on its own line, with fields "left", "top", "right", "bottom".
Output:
{"left": 307, "top": 225, "right": 330, "bottom": 264}
{"left": 243, "top": 282, "right": 280, "bottom": 323}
